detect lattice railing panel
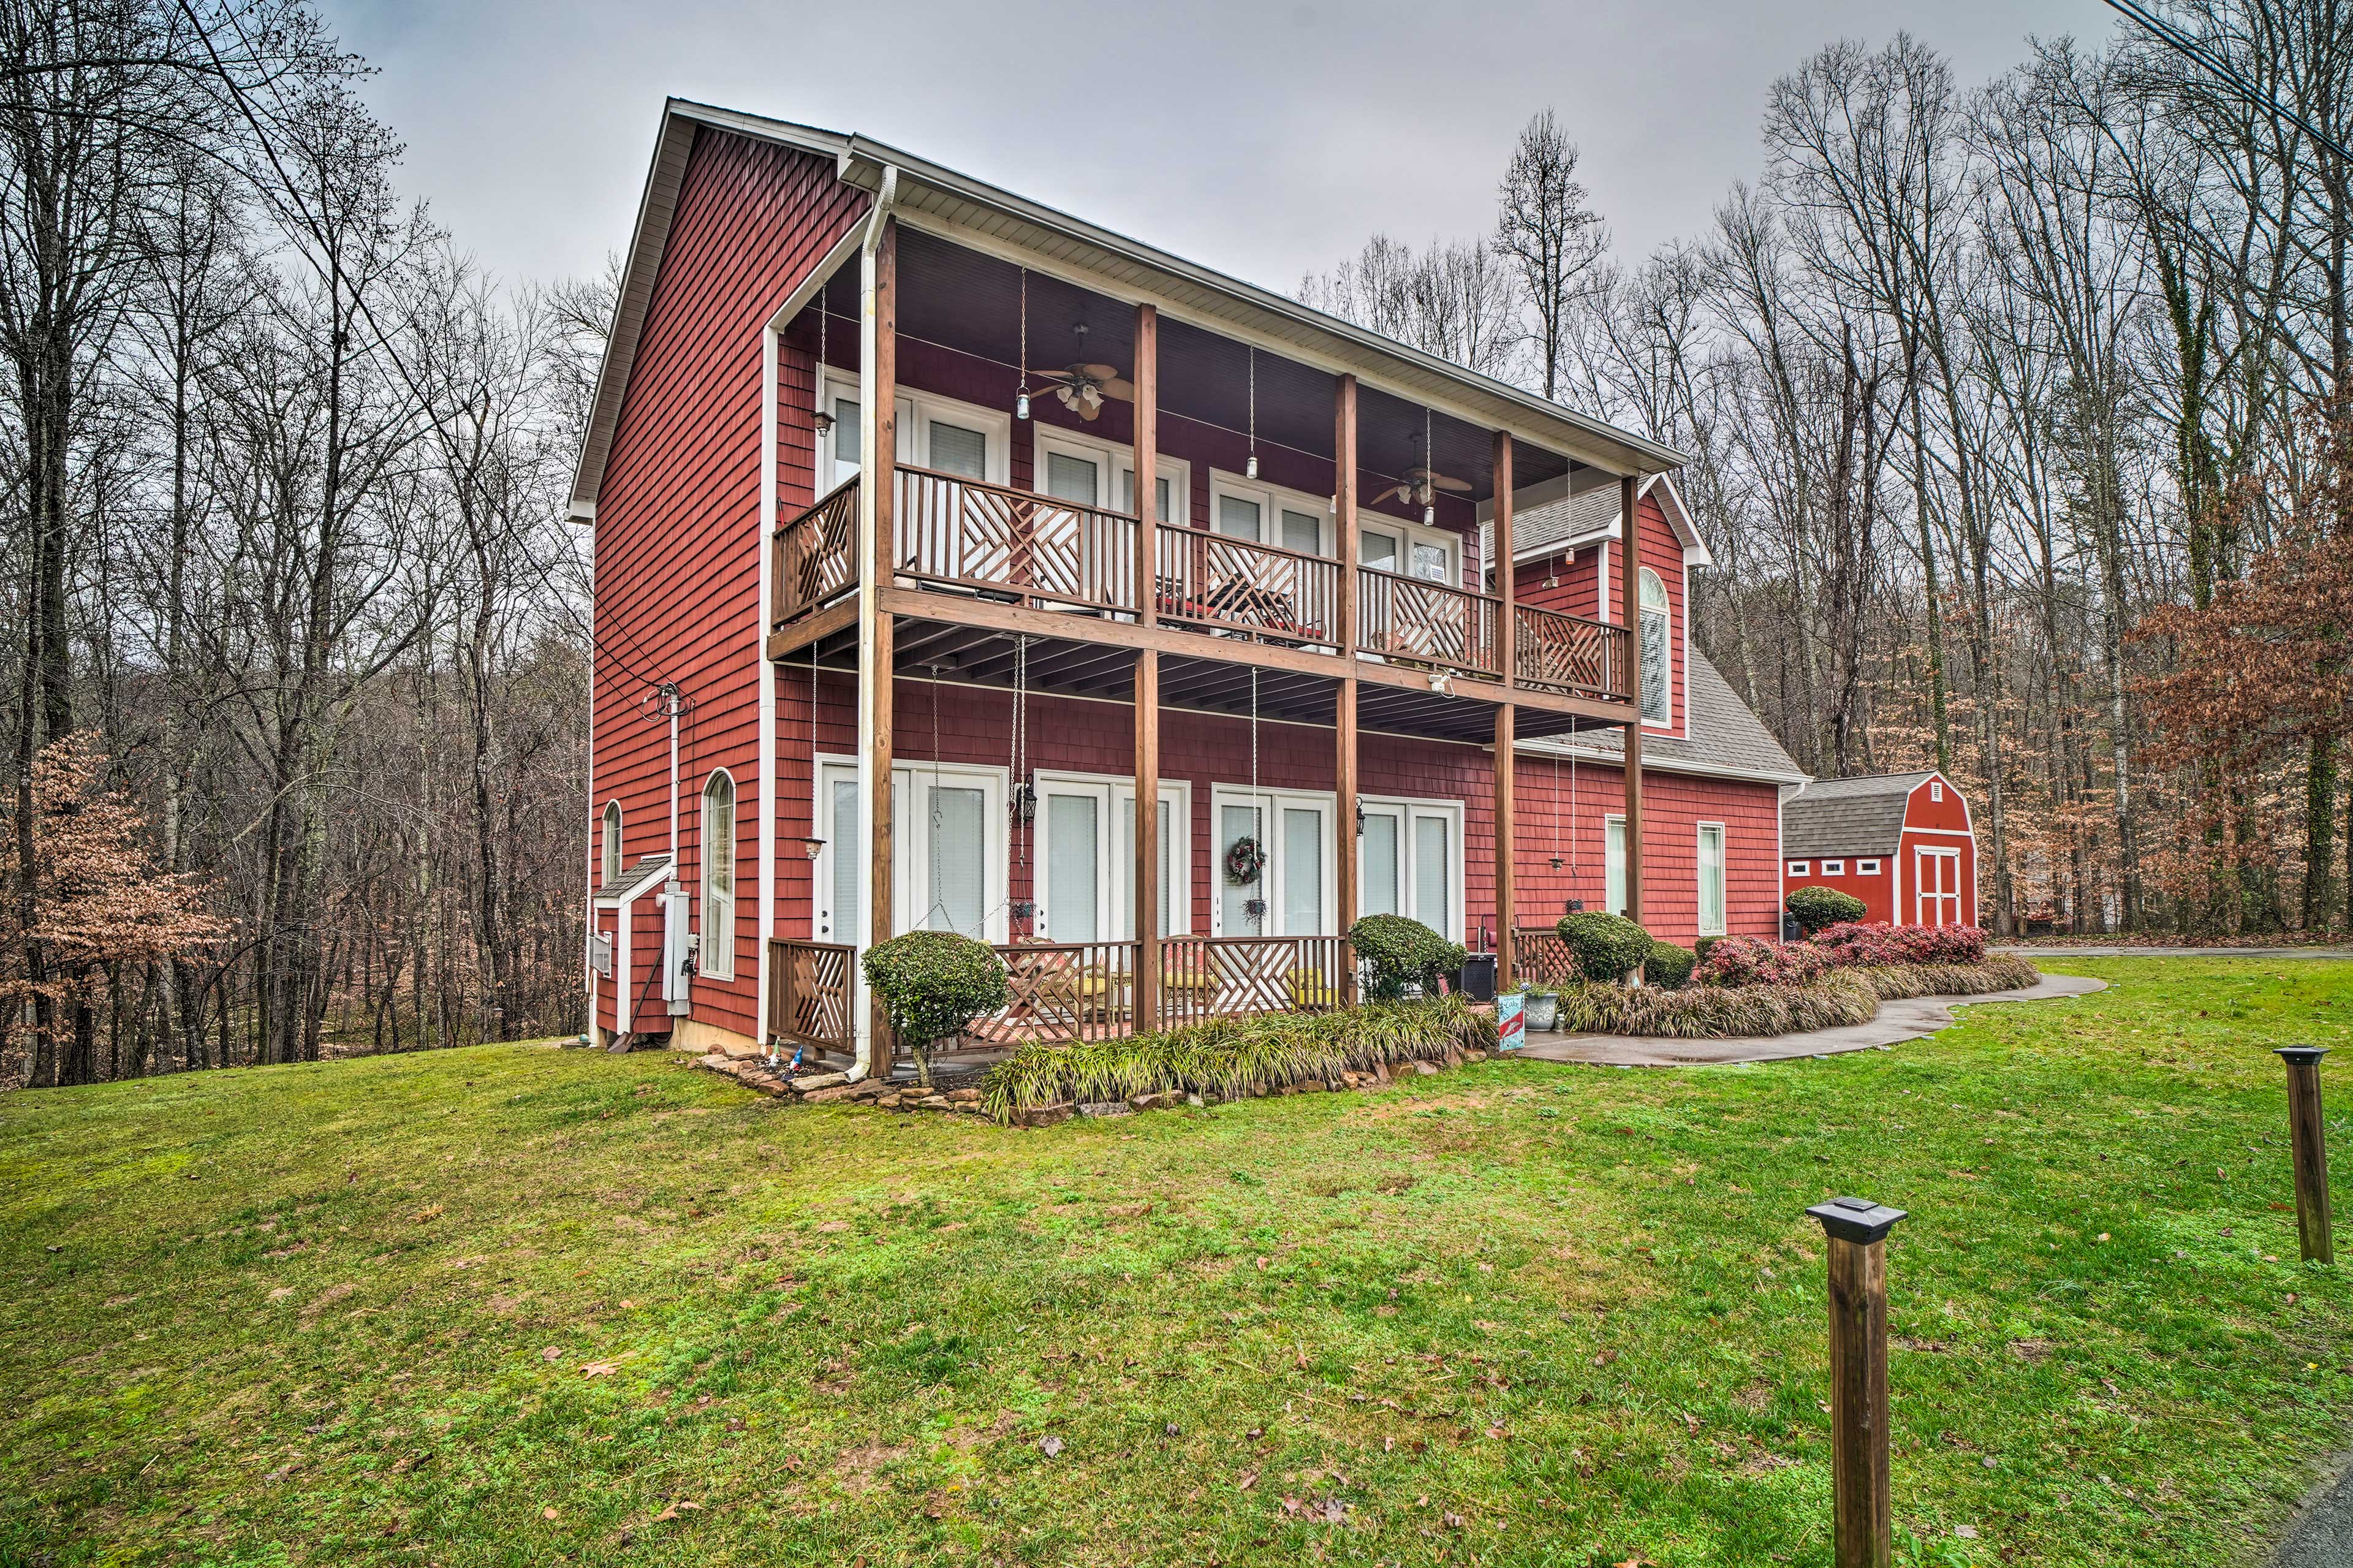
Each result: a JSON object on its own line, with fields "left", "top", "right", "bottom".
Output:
{"left": 966, "top": 941, "right": 1142, "bottom": 1045}
{"left": 1155, "top": 530, "right": 1340, "bottom": 645}
{"left": 767, "top": 938, "right": 854, "bottom": 1053}
{"left": 771, "top": 479, "right": 859, "bottom": 627}
{"left": 1515, "top": 604, "right": 1630, "bottom": 702}
{"left": 896, "top": 468, "right": 1140, "bottom": 613}
{"left": 1158, "top": 936, "right": 1350, "bottom": 1028}
{"left": 1357, "top": 569, "right": 1501, "bottom": 678}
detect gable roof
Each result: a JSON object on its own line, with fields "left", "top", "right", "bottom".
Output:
{"left": 1477, "top": 472, "right": 1711, "bottom": 578}
{"left": 1519, "top": 650, "right": 1806, "bottom": 786}
{"left": 570, "top": 99, "right": 1693, "bottom": 517}
{"left": 1781, "top": 773, "right": 1936, "bottom": 858}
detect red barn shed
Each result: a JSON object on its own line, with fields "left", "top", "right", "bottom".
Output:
{"left": 1781, "top": 771, "right": 1976, "bottom": 928}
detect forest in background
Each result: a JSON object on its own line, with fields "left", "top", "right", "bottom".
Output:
{"left": 3, "top": 0, "right": 2344, "bottom": 1088}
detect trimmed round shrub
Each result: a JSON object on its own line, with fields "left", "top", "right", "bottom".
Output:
{"left": 1645, "top": 939, "right": 1696, "bottom": 989}
{"left": 1695, "top": 934, "right": 1833, "bottom": 988}
{"left": 1787, "top": 884, "right": 1867, "bottom": 934}
{"left": 863, "top": 930, "right": 1009, "bottom": 1086}
{"left": 1556, "top": 911, "right": 1653, "bottom": 983}
{"left": 1694, "top": 935, "right": 1722, "bottom": 966}
{"left": 1349, "top": 914, "right": 1464, "bottom": 1001}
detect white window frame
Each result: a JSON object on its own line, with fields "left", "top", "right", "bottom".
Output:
{"left": 819, "top": 372, "right": 1013, "bottom": 488}
{"left": 699, "top": 770, "right": 737, "bottom": 980}
{"left": 1030, "top": 769, "right": 1192, "bottom": 941}
{"left": 1208, "top": 469, "right": 1335, "bottom": 558}
{"left": 601, "top": 800, "right": 623, "bottom": 885}
{"left": 1930, "top": 779, "right": 1944, "bottom": 803}
{"left": 1034, "top": 423, "right": 1191, "bottom": 527}
{"left": 1787, "top": 860, "right": 1809, "bottom": 877}
{"left": 1356, "top": 507, "right": 1463, "bottom": 586}
{"left": 1821, "top": 859, "right": 1845, "bottom": 876}
{"left": 813, "top": 756, "right": 1011, "bottom": 945}
{"left": 1859, "top": 858, "right": 1882, "bottom": 875}
{"left": 1605, "top": 814, "right": 1628, "bottom": 917}
{"left": 1638, "top": 566, "right": 1672, "bottom": 729}
{"left": 1209, "top": 785, "right": 1339, "bottom": 937}
{"left": 1696, "top": 821, "right": 1726, "bottom": 938}
{"left": 1354, "top": 797, "right": 1468, "bottom": 942}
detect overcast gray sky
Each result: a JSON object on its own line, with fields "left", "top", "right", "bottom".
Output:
{"left": 322, "top": 0, "right": 2118, "bottom": 297}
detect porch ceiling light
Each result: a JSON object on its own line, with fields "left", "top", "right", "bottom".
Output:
{"left": 792, "top": 836, "right": 825, "bottom": 860}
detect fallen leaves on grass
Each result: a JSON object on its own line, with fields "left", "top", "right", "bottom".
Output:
{"left": 580, "top": 1361, "right": 619, "bottom": 1377}
{"left": 651, "top": 1500, "right": 702, "bottom": 1523}
{"left": 1037, "top": 1435, "right": 1063, "bottom": 1457}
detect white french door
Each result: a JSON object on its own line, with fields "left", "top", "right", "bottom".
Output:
{"left": 1915, "top": 847, "right": 1961, "bottom": 928}
{"left": 1356, "top": 800, "right": 1464, "bottom": 940}
{"left": 1034, "top": 775, "right": 1189, "bottom": 942}
{"left": 813, "top": 760, "right": 1007, "bottom": 945}
{"left": 1211, "top": 789, "right": 1335, "bottom": 937}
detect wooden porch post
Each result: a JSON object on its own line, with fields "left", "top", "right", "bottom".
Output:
{"left": 1493, "top": 432, "right": 1516, "bottom": 985}
{"left": 1620, "top": 472, "right": 1643, "bottom": 923}
{"left": 1134, "top": 651, "right": 1161, "bottom": 1028}
{"left": 1130, "top": 305, "right": 1161, "bottom": 1028}
{"left": 863, "top": 219, "right": 900, "bottom": 1053}
{"left": 1335, "top": 374, "right": 1360, "bottom": 1001}
{"left": 1336, "top": 677, "right": 1358, "bottom": 1002}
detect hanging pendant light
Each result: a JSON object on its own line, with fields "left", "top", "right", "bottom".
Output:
{"left": 1244, "top": 346, "right": 1260, "bottom": 479}
{"left": 1014, "top": 269, "right": 1032, "bottom": 420}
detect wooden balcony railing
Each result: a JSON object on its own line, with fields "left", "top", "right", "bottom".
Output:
{"left": 1515, "top": 604, "right": 1631, "bottom": 702}
{"left": 767, "top": 937, "right": 854, "bottom": 1053}
{"left": 1155, "top": 529, "right": 1340, "bottom": 646}
{"left": 1357, "top": 568, "right": 1501, "bottom": 679}
{"left": 895, "top": 466, "right": 1141, "bottom": 613}
{"left": 771, "top": 478, "right": 858, "bottom": 627}
{"left": 1159, "top": 934, "right": 1351, "bottom": 1029}
{"left": 968, "top": 939, "right": 1142, "bottom": 1045}
{"left": 1512, "top": 927, "right": 1579, "bottom": 987}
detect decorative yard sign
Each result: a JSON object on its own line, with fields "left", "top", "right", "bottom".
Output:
{"left": 1496, "top": 992, "right": 1525, "bottom": 1051}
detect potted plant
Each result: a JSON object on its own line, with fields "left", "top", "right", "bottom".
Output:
{"left": 862, "top": 930, "right": 1010, "bottom": 1090}
{"left": 1521, "top": 985, "right": 1558, "bottom": 1032}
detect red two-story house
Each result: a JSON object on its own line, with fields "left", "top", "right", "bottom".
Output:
{"left": 575, "top": 100, "right": 1806, "bottom": 1069}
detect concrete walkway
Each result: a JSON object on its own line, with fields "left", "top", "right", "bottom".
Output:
{"left": 2272, "top": 1454, "right": 2353, "bottom": 1568}
{"left": 1511, "top": 973, "right": 2109, "bottom": 1068}
{"left": 2003, "top": 945, "right": 2352, "bottom": 960}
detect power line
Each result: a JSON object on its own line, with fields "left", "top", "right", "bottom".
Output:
{"left": 2102, "top": 0, "right": 2353, "bottom": 168}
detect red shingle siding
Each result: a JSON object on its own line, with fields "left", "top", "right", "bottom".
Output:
{"left": 1510, "top": 493, "right": 1684, "bottom": 737}
{"left": 591, "top": 129, "right": 866, "bottom": 1039}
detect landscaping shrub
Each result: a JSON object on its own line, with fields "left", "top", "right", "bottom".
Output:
{"left": 1850, "top": 955, "right": 2040, "bottom": 999}
{"left": 1556, "top": 912, "right": 1653, "bottom": 982}
{"left": 1693, "top": 935, "right": 1722, "bottom": 965}
{"left": 1348, "top": 915, "right": 1466, "bottom": 1001}
{"left": 980, "top": 994, "right": 1497, "bottom": 1119}
{"left": 1551, "top": 972, "right": 1879, "bottom": 1038}
{"left": 1812, "top": 920, "right": 1988, "bottom": 967}
{"left": 1786, "top": 884, "right": 1866, "bottom": 933}
{"left": 863, "top": 931, "right": 1010, "bottom": 1088}
{"left": 1694, "top": 934, "right": 1832, "bottom": 988}
{"left": 1645, "top": 939, "right": 1696, "bottom": 989}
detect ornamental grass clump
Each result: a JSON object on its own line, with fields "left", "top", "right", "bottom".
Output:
{"left": 979, "top": 994, "right": 1495, "bottom": 1121}
{"left": 1347, "top": 914, "right": 1466, "bottom": 1001}
{"left": 1550, "top": 971, "right": 1879, "bottom": 1038}
{"left": 1556, "top": 912, "right": 1653, "bottom": 982}
{"left": 862, "top": 930, "right": 1009, "bottom": 1089}
{"left": 1786, "top": 884, "right": 1866, "bottom": 933}
{"left": 1849, "top": 954, "right": 2040, "bottom": 999}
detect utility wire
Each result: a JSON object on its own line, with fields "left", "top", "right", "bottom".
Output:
{"left": 2101, "top": 0, "right": 2353, "bottom": 167}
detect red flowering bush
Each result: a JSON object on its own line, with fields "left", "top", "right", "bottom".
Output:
{"left": 1695, "top": 935, "right": 1833, "bottom": 988}
{"left": 1812, "top": 922, "right": 1986, "bottom": 967}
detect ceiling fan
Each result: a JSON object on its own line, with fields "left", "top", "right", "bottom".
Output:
{"left": 1371, "top": 465, "right": 1472, "bottom": 510}
{"left": 1024, "top": 321, "right": 1132, "bottom": 422}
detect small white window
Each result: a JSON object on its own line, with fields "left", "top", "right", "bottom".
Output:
{"left": 700, "top": 771, "right": 736, "bottom": 980}
{"left": 602, "top": 801, "right": 623, "bottom": 885}
{"left": 1697, "top": 824, "right": 1726, "bottom": 937}
{"left": 1822, "top": 860, "right": 1845, "bottom": 876}
{"left": 1605, "top": 817, "right": 1628, "bottom": 917}
{"left": 1859, "top": 858, "right": 1882, "bottom": 874}
{"left": 1787, "top": 860, "right": 1808, "bottom": 877}
{"left": 1930, "top": 781, "right": 1944, "bottom": 803}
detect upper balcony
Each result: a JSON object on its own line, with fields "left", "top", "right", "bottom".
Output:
{"left": 772, "top": 466, "right": 1630, "bottom": 706}
{"left": 765, "top": 222, "right": 1640, "bottom": 741}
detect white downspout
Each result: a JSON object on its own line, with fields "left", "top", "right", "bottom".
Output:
{"left": 847, "top": 165, "right": 900, "bottom": 1083}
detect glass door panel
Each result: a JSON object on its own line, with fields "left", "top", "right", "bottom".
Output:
{"left": 1219, "top": 801, "right": 1265, "bottom": 935}
{"left": 922, "top": 784, "right": 988, "bottom": 936}
{"left": 1360, "top": 811, "right": 1400, "bottom": 917}
{"left": 1041, "top": 789, "right": 1104, "bottom": 942}
{"left": 1412, "top": 812, "right": 1452, "bottom": 934}
{"left": 1281, "top": 807, "right": 1325, "bottom": 935}
{"left": 1216, "top": 494, "right": 1262, "bottom": 542}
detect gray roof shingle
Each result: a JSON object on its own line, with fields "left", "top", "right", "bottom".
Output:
{"left": 1523, "top": 650, "right": 1806, "bottom": 784}
{"left": 1781, "top": 773, "right": 1934, "bottom": 858}
{"left": 594, "top": 854, "right": 672, "bottom": 902}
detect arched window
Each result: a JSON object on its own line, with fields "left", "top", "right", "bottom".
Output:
{"left": 699, "top": 771, "right": 736, "bottom": 980}
{"left": 1638, "top": 568, "right": 1670, "bottom": 724}
{"left": 601, "top": 801, "right": 623, "bottom": 885}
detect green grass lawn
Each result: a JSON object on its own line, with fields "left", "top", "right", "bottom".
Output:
{"left": 2, "top": 958, "right": 2349, "bottom": 1567}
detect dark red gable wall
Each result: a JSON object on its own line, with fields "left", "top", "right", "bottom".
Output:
{"left": 1509, "top": 491, "right": 1685, "bottom": 740}
{"left": 592, "top": 128, "right": 867, "bottom": 1040}
{"left": 799, "top": 680, "right": 1782, "bottom": 945}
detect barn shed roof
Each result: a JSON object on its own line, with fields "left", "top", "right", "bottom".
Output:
{"left": 1782, "top": 773, "right": 1937, "bottom": 859}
